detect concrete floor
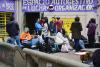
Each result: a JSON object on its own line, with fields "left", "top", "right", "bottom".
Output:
{"left": 52, "top": 49, "right": 95, "bottom": 66}
{"left": 0, "top": 62, "right": 10, "bottom": 67}
{"left": 52, "top": 51, "right": 81, "bottom": 62}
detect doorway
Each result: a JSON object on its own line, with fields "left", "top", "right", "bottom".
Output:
{"left": 25, "top": 12, "right": 40, "bottom": 34}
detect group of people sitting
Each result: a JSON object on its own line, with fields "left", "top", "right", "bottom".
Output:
{"left": 19, "top": 27, "right": 73, "bottom": 53}
{"left": 19, "top": 26, "right": 86, "bottom": 53}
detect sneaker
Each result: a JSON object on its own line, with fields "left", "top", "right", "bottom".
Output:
{"left": 31, "top": 45, "right": 36, "bottom": 48}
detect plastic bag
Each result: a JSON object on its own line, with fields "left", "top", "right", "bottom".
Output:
{"left": 61, "top": 44, "right": 69, "bottom": 52}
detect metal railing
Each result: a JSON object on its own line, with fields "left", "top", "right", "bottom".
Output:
{"left": 23, "top": 48, "right": 89, "bottom": 67}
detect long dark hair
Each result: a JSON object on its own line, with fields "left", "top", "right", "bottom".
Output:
{"left": 91, "top": 18, "right": 96, "bottom": 24}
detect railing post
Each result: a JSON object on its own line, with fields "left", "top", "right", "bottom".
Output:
{"left": 38, "top": 58, "right": 46, "bottom": 67}
{"left": 26, "top": 54, "right": 38, "bottom": 67}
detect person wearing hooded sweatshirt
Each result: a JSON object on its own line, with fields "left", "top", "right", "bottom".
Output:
{"left": 6, "top": 16, "right": 22, "bottom": 47}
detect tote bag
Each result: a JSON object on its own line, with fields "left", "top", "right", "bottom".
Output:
{"left": 61, "top": 44, "right": 69, "bottom": 52}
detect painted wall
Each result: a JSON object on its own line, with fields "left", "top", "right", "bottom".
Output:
{"left": 15, "top": 0, "right": 99, "bottom": 41}
{"left": 96, "top": 0, "right": 100, "bottom": 42}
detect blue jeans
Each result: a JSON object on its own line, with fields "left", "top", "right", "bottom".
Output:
{"left": 31, "top": 38, "right": 39, "bottom": 46}
{"left": 53, "top": 43, "right": 61, "bottom": 51}
{"left": 74, "top": 39, "right": 81, "bottom": 51}
{"left": 21, "top": 38, "right": 39, "bottom": 47}
{"left": 7, "top": 36, "right": 22, "bottom": 47}
{"left": 79, "top": 40, "right": 85, "bottom": 49}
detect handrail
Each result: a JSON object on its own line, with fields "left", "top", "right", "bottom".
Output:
{"left": 0, "top": 42, "right": 17, "bottom": 50}
{"left": 23, "top": 48, "right": 89, "bottom": 67}
{"left": 0, "top": 42, "right": 25, "bottom": 59}
{"left": 0, "top": 42, "right": 26, "bottom": 67}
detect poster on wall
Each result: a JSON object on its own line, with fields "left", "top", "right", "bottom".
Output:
{"left": 62, "top": 18, "right": 74, "bottom": 36}
{"left": 0, "top": 0, "right": 15, "bottom": 12}
{"left": 22, "top": 0, "right": 97, "bottom": 12}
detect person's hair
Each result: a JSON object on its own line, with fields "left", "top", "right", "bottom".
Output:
{"left": 41, "top": 17, "right": 45, "bottom": 19}
{"left": 75, "top": 17, "right": 80, "bottom": 22}
{"left": 91, "top": 18, "right": 96, "bottom": 23}
{"left": 24, "top": 27, "right": 29, "bottom": 32}
{"left": 9, "top": 16, "right": 14, "bottom": 21}
{"left": 41, "top": 17, "right": 45, "bottom": 23}
{"left": 44, "top": 17, "right": 48, "bottom": 23}
{"left": 89, "top": 20, "right": 91, "bottom": 24}
{"left": 56, "top": 17, "right": 60, "bottom": 20}
{"left": 52, "top": 17, "right": 56, "bottom": 19}
{"left": 62, "top": 28, "right": 66, "bottom": 36}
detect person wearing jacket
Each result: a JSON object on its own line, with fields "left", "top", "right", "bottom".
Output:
{"left": 35, "top": 19, "right": 43, "bottom": 35}
{"left": 54, "top": 17, "right": 63, "bottom": 33}
{"left": 20, "top": 29, "right": 32, "bottom": 41}
{"left": 6, "top": 16, "right": 22, "bottom": 47}
{"left": 20, "top": 27, "right": 38, "bottom": 48}
{"left": 87, "top": 18, "right": 97, "bottom": 47}
{"left": 49, "top": 17, "right": 56, "bottom": 36}
{"left": 70, "top": 17, "right": 83, "bottom": 52}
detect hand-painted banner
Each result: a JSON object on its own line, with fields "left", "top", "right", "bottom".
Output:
{"left": 22, "top": 0, "right": 97, "bottom": 12}
{"left": 0, "top": 0, "right": 15, "bottom": 12}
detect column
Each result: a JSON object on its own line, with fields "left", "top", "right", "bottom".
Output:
{"left": 15, "top": 0, "right": 24, "bottom": 33}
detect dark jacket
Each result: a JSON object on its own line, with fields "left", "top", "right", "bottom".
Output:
{"left": 6, "top": 21, "right": 20, "bottom": 37}
{"left": 49, "top": 21, "right": 55, "bottom": 33}
{"left": 70, "top": 22, "right": 83, "bottom": 39}
{"left": 93, "top": 49, "right": 100, "bottom": 67}
{"left": 87, "top": 23, "right": 96, "bottom": 36}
